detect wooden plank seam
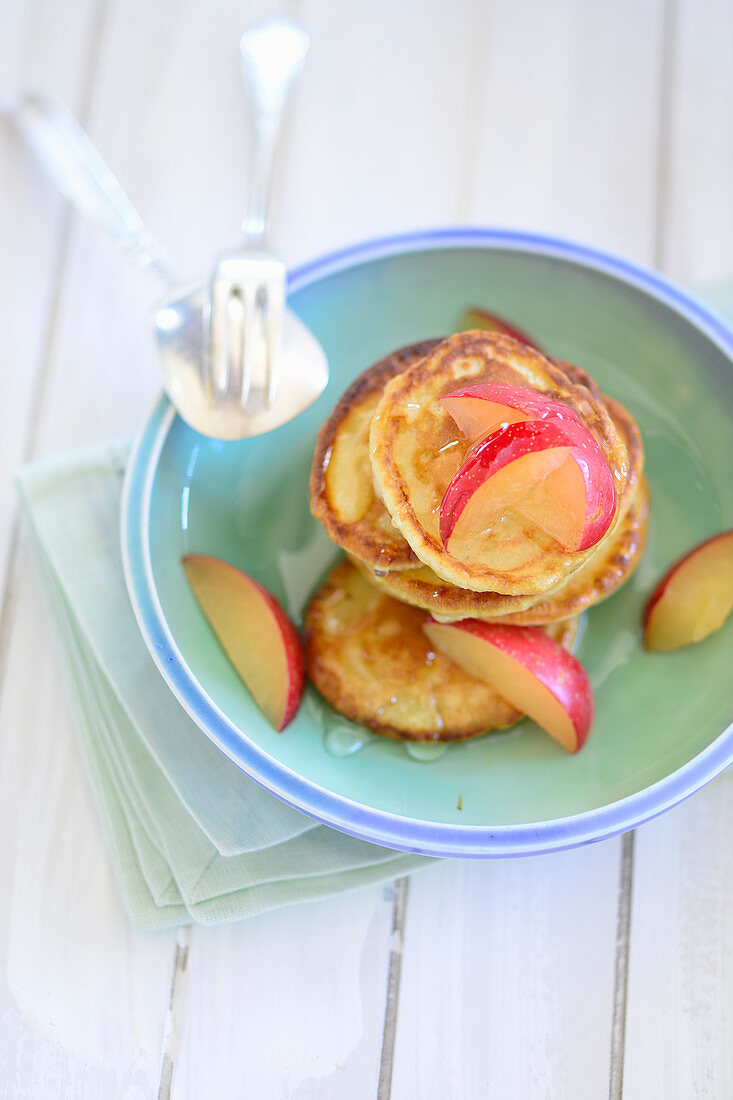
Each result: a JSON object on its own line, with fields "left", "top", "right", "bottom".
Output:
{"left": 157, "top": 927, "right": 192, "bottom": 1100}
{"left": 608, "top": 830, "right": 635, "bottom": 1100}
{"left": 377, "top": 877, "right": 410, "bottom": 1099}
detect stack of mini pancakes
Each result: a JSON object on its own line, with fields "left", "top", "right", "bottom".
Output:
{"left": 305, "top": 331, "right": 648, "bottom": 743}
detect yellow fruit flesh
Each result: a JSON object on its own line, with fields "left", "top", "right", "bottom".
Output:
{"left": 645, "top": 536, "right": 733, "bottom": 651}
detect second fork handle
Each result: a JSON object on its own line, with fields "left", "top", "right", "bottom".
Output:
{"left": 5, "top": 91, "right": 174, "bottom": 284}
{"left": 242, "top": 122, "right": 280, "bottom": 247}
{"left": 239, "top": 18, "right": 309, "bottom": 246}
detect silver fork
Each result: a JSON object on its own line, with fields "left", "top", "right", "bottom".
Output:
{"left": 207, "top": 16, "right": 309, "bottom": 412}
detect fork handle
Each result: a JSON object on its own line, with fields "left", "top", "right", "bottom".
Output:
{"left": 2, "top": 90, "right": 173, "bottom": 283}
{"left": 240, "top": 17, "right": 309, "bottom": 246}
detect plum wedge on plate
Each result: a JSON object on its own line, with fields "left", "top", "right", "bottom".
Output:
{"left": 183, "top": 555, "right": 305, "bottom": 731}
{"left": 644, "top": 531, "right": 733, "bottom": 651}
{"left": 458, "top": 306, "right": 541, "bottom": 350}
{"left": 424, "top": 618, "right": 594, "bottom": 753}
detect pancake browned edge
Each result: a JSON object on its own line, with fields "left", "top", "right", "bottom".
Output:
{"left": 352, "top": 476, "right": 649, "bottom": 624}
{"left": 369, "top": 331, "right": 635, "bottom": 596}
{"left": 304, "top": 559, "right": 580, "bottom": 743}
{"left": 309, "top": 340, "right": 440, "bottom": 571}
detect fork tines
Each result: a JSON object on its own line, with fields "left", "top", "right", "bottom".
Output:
{"left": 207, "top": 252, "right": 286, "bottom": 410}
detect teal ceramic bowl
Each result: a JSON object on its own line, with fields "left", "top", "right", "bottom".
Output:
{"left": 122, "top": 229, "right": 733, "bottom": 857}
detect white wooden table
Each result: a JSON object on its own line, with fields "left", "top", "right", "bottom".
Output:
{"left": 2, "top": 1, "right": 732, "bottom": 1096}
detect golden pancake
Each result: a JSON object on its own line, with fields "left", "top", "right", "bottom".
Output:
{"left": 369, "top": 331, "right": 635, "bottom": 595}
{"left": 310, "top": 340, "right": 439, "bottom": 571}
{"left": 353, "top": 398, "right": 645, "bottom": 623}
{"left": 352, "top": 476, "right": 649, "bottom": 625}
{"left": 304, "top": 559, "right": 580, "bottom": 742}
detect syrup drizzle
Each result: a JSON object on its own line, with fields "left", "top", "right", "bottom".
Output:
{"left": 305, "top": 691, "right": 452, "bottom": 763}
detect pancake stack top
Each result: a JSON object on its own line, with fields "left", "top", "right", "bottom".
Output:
{"left": 305, "top": 331, "right": 648, "bottom": 741}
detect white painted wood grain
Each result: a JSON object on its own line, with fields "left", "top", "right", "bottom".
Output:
{"left": 622, "top": 774, "right": 733, "bottom": 1099}
{"left": 465, "top": 0, "right": 666, "bottom": 264}
{"left": 278, "top": 0, "right": 486, "bottom": 262}
{"left": 0, "top": 0, "right": 98, "bottom": 585}
{"left": 0, "top": 549, "right": 176, "bottom": 1098}
{"left": 660, "top": 0, "right": 733, "bottom": 283}
{"left": 171, "top": 883, "right": 406, "bottom": 1100}
{"left": 390, "top": 846, "right": 622, "bottom": 1099}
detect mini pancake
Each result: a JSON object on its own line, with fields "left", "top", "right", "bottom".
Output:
{"left": 304, "top": 558, "right": 580, "bottom": 742}
{"left": 310, "top": 340, "right": 439, "bottom": 571}
{"left": 309, "top": 343, "right": 642, "bottom": 588}
{"left": 369, "top": 331, "right": 635, "bottom": 596}
{"left": 352, "top": 476, "right": 649, "bottom": 625}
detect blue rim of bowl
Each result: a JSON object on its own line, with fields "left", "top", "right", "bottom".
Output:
{"left": 121, "top": 226, "right": 733, "bottom": 858}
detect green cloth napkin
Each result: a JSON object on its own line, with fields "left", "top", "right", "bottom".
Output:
{"left": 16, "top": 446, "right": 431, "bottom": 930}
